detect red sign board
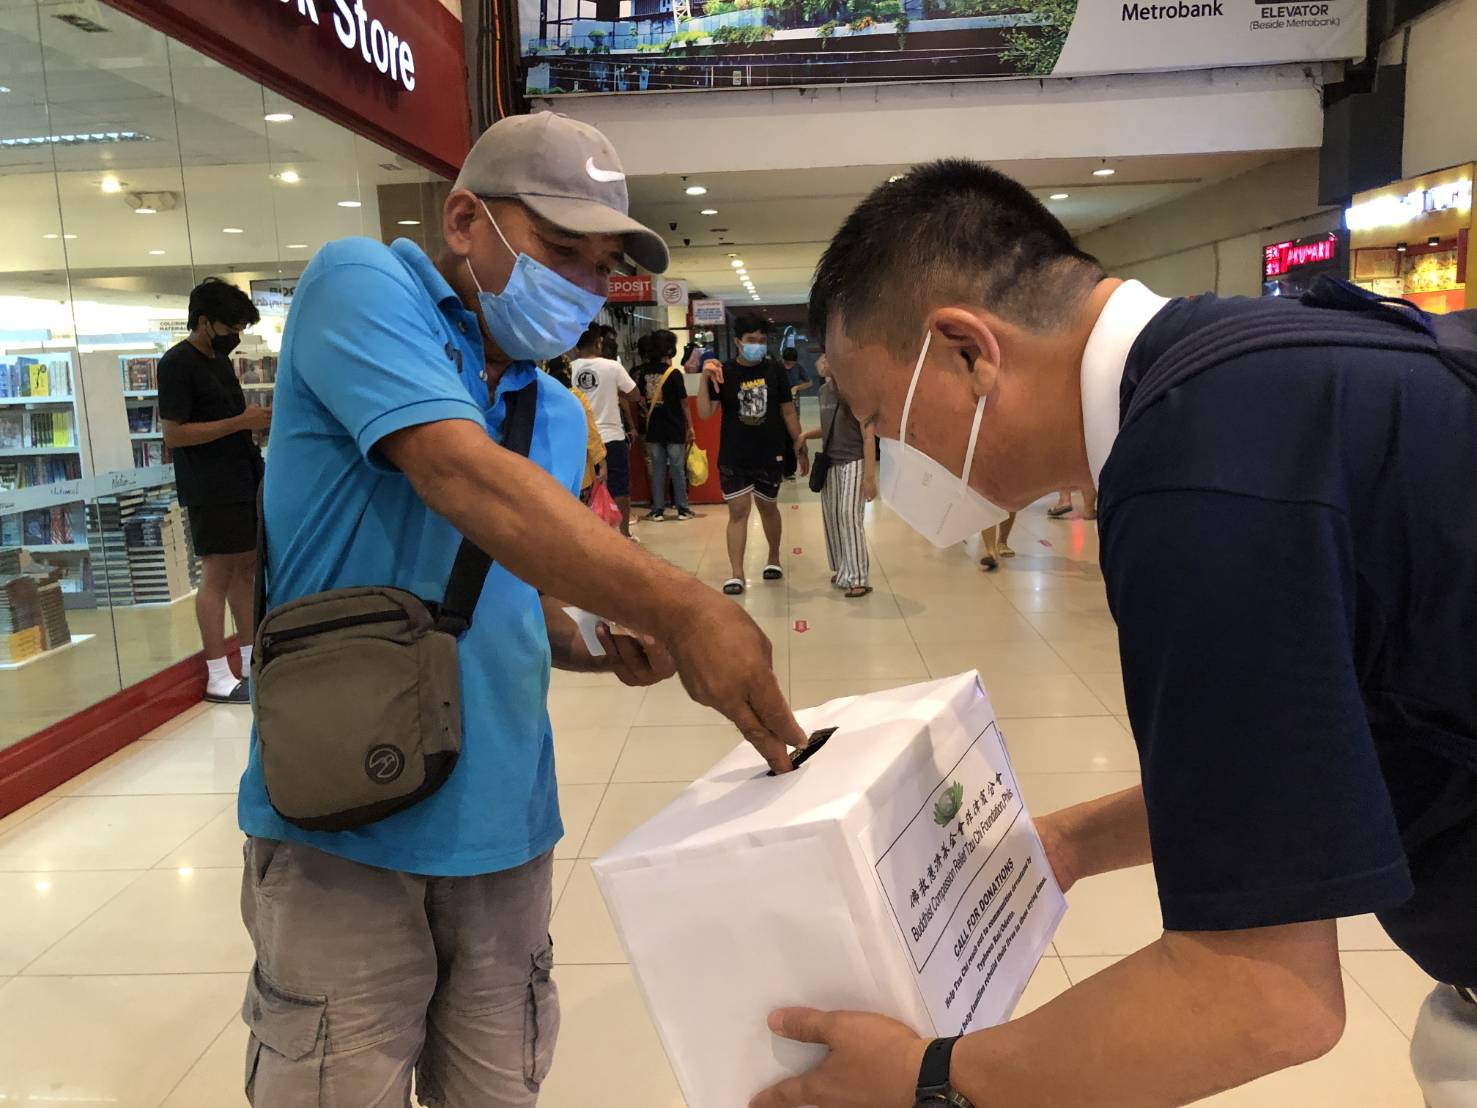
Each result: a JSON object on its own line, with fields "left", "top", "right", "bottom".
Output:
{"left": 1264, "top": 234, "right": 1339, "bottom": 279}
{"left": 103, "top": 0, "right": 471, "bottom": 178}
{"left": 607, "top": 274, "right": 654, "bottom": 303}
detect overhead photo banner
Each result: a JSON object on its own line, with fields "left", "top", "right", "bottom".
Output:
{"left": 519, "top": 0, "right": 1365, "bottom": 97}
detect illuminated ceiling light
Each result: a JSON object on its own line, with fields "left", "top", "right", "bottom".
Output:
{"left": 276, "top": 169, "right": 301, "bottom": 184}
{"left": 751, "top": 294, "right": 761, "bottom": 300}
{"left": 1427, "top": 235, "right": 1441, "bottom": 247}
{"left": 264, "top": 112, "right": 294, "bottom": 123}
{"left": 177, "top": 866, "right": 194, "bottom": 877}
{"left": 397, "top": 219, "right": 421, "bottom": 226}
{"left": 63, "top": 233, "right": 77, "bottom": 240}
{"left": 33, "top": 879, "right": 50, "bottom": 892}
{"left": 1395, "top": 241, "right": 1408, "bottom": 253}
{"left": 730, "top": 259, "right": 744, "bottom": 268}
{"left": 42, "top": 233, "right": 58, "bottom": 239}
{"left": 286, "top": 243, "right": 309, "bottom": 249}
{"left": 222, "top": 227, "right": 244, "bottom": 234}
{"left": 685, "top": 185, "right": 707, "bottom": 196}
{"left": 100, "top": 175, "right": 121, "bottom": 193}
{"left": 0, "top": 130, "right": 147, "bottom": 147}
{"left": 736, "top": 268, "right": 748, "bottom": 276}
{"left": 134, "top": 206, "right": 156, "bottom": 215}
{"left": 699, "top": 208, "right": 718, "bottom": 215}
{"left": 1050, "top": 192, "right": 1069, "bottom": 200}
{"left": 0, "top": 86, "right": 10, "bottom": 93}
{"left": 148, "top": 249, "right": 166, "bottom": 255}
{"left": 338, "top": 199, "right": 362, "bottom": 208}
{"left": 1092, "top": 167, "right": 1116, "bottom": 177}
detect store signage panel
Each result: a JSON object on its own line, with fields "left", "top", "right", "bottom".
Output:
{"left": 521, "top": 0, "right": 1363, "bottom": 98}
{"left": 1347, "top": 164, "right": 1476, "bottom": 251}
{"left": 1264, "top": 234, "right": 1339, "bottom": 278}
{"left": 607, "top": 274, "right": 654, "bottom": 303}
{"left": 691, "top": 299, "right": 726, "bottom": 327}
{"left": 103, "top": 0, "right": 470, "bottom": 178}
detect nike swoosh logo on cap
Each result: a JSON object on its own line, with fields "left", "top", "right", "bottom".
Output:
{"left": 585, "top": 157, "right": 626, "bottom": 184}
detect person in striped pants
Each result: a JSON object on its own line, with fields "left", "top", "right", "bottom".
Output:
{"left": 807, "top": 357, "right": 877, "bottom": 598}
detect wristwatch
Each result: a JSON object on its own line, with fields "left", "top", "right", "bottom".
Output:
{"left": 915, "top": 1036, "right": 975, "bottom": 1107}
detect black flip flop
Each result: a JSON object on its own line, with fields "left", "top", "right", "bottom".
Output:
{"left": 844, "top": 586, "right": 873, "bottom": 598}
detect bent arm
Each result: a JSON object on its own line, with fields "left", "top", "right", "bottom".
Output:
{"left": 162, "top": 415, "right": 243, "bottom": 448}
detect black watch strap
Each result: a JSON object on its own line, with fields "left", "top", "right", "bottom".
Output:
{"left": 915, "top": 1036, "right": 975, "bottom": 1106}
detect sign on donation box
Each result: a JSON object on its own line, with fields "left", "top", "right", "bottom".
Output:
{"left": 657, "top": 278, "right": 689, "bottom": 307}
{"left": 593, "top": 672, "right": 1065, "bottom": 1108}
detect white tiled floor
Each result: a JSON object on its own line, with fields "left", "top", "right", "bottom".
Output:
{"left": 0, "top": 489, "right": 1436, "bottom": 1107}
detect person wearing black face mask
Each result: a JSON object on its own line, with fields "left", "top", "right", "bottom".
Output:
{"left": 158, "top": 277, "right": 270, "bottom": 703}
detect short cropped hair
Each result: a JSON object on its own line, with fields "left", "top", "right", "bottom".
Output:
{"left": 576, "top": 324, "right": 603, "bottom": 352}
{"left": 188, "top": 277, "right": 260, "bottom": 331}
{"left": 731, "top": 311, "right": 768, "bottom": 338}
{"left": 810, "top": 159, "right": 1104, "bottom": 355}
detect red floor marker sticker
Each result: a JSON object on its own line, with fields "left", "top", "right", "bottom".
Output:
{"left": 792, "top": 547, "right": 803, "bottom": 555}
{"left": 793, "top": 619, "right": 809, "bottom": 633}
{"left": 791, "top": 504, "right": 799, "bottom": 510}
{"left": 1039, "top": 539, "right": 1053, "bottom": 548}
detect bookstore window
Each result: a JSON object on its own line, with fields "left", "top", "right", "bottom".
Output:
{"left": 0, "top": 0, "right": 450, "bottom": 750}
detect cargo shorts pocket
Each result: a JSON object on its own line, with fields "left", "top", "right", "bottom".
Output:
{"left": 243, "top": 965, "right": 327, "bottom": 1105}
{"left": 523, "top": 939, "right": 559, "bottom": 1089}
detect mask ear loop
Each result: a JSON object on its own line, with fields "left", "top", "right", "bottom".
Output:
{"left": 467, "top": 198, "right": 519, "bottom": 294}
{"left": 897, "top": 330, "right": 932, "bottom": 446}
{"left": 959, "top": 391, "right": 987, "bottom": 485}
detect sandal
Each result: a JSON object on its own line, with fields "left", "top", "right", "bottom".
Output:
{"left": 722, "top": 578, "right": 745, "bottom": 596}
{"left": 998, "top": 544, "right": 1016, "bottom": 558}
{"left": 844, "top": 585, "right": 873, "bottom": 598}
{"left": 762, "top": 564, "right": 784, "bottom": 581}
{"left": 1046, "top": 505, "right": 1073, "bottom": 518}
{"left": 979, "top": 554, "right": 999, "bottom": 571}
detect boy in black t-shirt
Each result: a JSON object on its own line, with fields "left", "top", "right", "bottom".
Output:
{"left": 633, "top": 329, "right": 694, "bottom": 522}
{"left": 695, "top": 313, "right": 807, "bottom": 595}
{"left": 158, "top": 278, "right": 268, "bottom": 703}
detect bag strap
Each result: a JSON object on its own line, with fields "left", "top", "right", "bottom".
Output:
{"left": 648, "top": 364, "right": 680, "bottom": 407}
{"left": 436, "top": 379, "right": 539, "bottom": 636}
{"left": 819, "top": 386, "right": 843, "bottom": 450}
{"left": 253, "top": 378, "right": 540, "bottom": 641}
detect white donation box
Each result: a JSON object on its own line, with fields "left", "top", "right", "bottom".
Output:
{"left": 592, "top": 672, "right": 1066, "bottom": 1108}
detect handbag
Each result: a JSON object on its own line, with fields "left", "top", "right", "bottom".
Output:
{"left": 807, "top": 392, "right": 844, "bottom": 494}
{"left": 249, "top": 382, "right": 538, "bottom": 832}
{"left": 686, "top": 442, "right": 709, "bottom": 487}
{"left": 589, "top": 480, "right": 622, "bottom": 527}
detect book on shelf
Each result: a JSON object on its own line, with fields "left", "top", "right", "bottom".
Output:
{"left": 123, "top": 356, "right": 161, "bottom": 391}
{"left": 0, "top": 456, "right": 81, "bottom": 490}
{"left": 127, "top": 407, "right": 159, "bottom": 434}
{"left": 0, "top": 356, "right": 73, "bottom": 400}
{"left": 0, "top": 413, "right": 21, "bottom": 449}
{"left": 234, "top": 355, "right": 278, "bottom": 386}
{"left": 132, "top": 441, "right": 169, "bottom": 467}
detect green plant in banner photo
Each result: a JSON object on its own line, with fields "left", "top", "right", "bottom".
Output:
{"left": 816, "top": 18, "right": 838, "bottom": 39}
{"left": 933, "top": 781, "right": 966, "bottom": 827}
{"left": 945, "top": 0, "right": 1077, "bottom": 74}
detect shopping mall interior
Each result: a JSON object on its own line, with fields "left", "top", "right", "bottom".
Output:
{"left": 0, "top": 0, "right": 1473, "bottom": 1103}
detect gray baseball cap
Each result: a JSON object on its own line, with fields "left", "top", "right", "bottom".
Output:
{"left": 454, "top": 112, "right": 669, "bottom": 274}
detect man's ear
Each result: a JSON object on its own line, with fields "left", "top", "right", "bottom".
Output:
{"left": 929, "top": 307, "right": 1002, "bottom": 399}
{"left": 443, "top": 189, "right": 481, "bottom": 257}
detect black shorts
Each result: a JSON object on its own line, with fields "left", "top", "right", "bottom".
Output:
{"left": 187, "top": 501, "right": 257, "bottom": 556}
{"left": 719, "top": 465, "right": 782, "bottom": 503}
{"left": 604, "top": 438, "right": 631, "bottom": 498}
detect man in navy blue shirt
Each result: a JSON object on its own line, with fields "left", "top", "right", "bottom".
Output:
{"left": 749, "top": 160, "right": 1477, "bottom": 1108}
{"left": 238, "top": 113, "right": 803, "bottom": 1107}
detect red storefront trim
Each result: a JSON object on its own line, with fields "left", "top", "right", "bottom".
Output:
{"left": 0, "top": 644, "right": 237, "bottom": 820}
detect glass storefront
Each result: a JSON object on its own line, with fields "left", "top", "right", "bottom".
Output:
{"left": 0, "top": 0, "right": 451, "bottom": 751}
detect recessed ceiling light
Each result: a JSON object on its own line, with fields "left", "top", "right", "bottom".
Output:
{"left": 685, "top": 185, "right": 707, "bottom": 196}
{"left": 700, "top": 208, "right": 718, "bottom": 216}
{"left": 0, "top": 87, "right": 10, "bottom": 94}
{"left": 286, "top": 243, "right": 309, "bottom": 249}
{"left": 727, "top": 252, "right": 737, "bottom": 257}
{"left": 736, "top": 269, "right": 748, "bottom": 276}
{"left": 63, "top": 233, "right": 77, "bottom": 240}
{"left": 222, "top": 227, "right": 244, "bottom": 234}
{"left": 1050, "top": 192, "right": 1069, "bottom": 200}
{"left": 148, "top": 249, "right": 166, "bottom": 255}
{"left": 397, "top": 219, "right": 421, "bottom": 226}
{"left": 752, "top": 295, "right": 761, "bottom": 300}
{"left": 264, "top": 112, "right": 294, "bottom": 123}
{"left": 276, "top": 169, "right": 301, "bottom": 184}
{"left": 42, "top": 233, "right": 58, "bottom": 239}
{"left": 338, "top": 200, "right": 362, "bottom": 208}
{"left": 1092, "top": 167, "right": 1116, "bottom": 177}
{"left": 134, "top": 206, "right": 156, "bottom": 215}
{"left": 100, "top": 175, "right": 121, "bottom": 193}
{"left": 730, "top": 259, "right": 744, "bottom": 268}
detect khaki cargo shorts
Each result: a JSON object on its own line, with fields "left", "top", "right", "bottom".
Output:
{"left": 240, "top": 837, "right": 559, "bottom": 1107}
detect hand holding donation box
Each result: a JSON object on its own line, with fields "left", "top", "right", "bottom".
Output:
{"left": 592, "top": 672, "right": 1065, "bottom": 1108}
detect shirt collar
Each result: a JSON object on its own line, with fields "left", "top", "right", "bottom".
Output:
{"left": 1079, "top": 279, "right": 1171, "bottom": 488}
{"left": 391, "top": 237, "right": 465, "bottom": 314}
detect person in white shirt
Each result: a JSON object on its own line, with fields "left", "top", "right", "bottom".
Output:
{"left": 570, "top": 324, "right": 639, "bottom": 535}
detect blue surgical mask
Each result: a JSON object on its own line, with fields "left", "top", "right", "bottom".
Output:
{"left": 740, "top": 342, "right": 768, "bottom": 363}
{"left": 466, "top": 200, "right": 606, "bottom": 363}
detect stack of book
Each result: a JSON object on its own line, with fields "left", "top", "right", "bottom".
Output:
{"left": 86, "top": 495, "right": 144, "bottom": 605}
{"left": 125, "top": 497, "right": 193, "bottom": 603}
{"left": 36, "top": 579, "right": 70, "bottom": 650}
{"left": 0, "top": 574, "right": 42, "bottom": 664}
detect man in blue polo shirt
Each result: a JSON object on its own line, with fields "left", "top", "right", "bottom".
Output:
{"left": 749, "top": 160, "right": 1477, "bottom": 1108}
{"left": 237, "top": 113, "right": 804, "bottom": 1107}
